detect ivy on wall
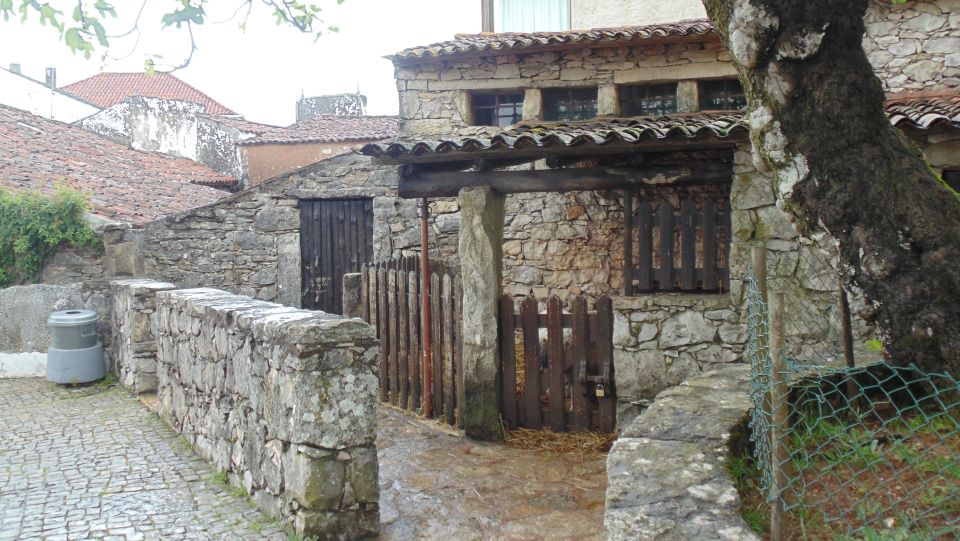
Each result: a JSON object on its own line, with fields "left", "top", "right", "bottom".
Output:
{"left": 0, "top": 187, "right": 101, "bottom": 288}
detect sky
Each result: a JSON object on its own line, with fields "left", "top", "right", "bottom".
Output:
{"left": 0, "top": 1, "right": 479, "bottom": 126}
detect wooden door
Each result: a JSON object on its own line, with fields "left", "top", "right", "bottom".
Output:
{"left": 300, "top": 199, "right": 374, "bottom": 314}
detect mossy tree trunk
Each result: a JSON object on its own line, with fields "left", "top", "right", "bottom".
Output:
{"left": 702, "top": 0, "right": 960, "bottom": 377}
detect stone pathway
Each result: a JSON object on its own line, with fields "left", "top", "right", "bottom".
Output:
{"left": 378, "top": 407, "right": 608, "bottom": 540}
{"left": 0, "top": 379, "right": 285, "bottom": 541}
{"left": 1, "top": 378, "right": 607, "bottom": 540}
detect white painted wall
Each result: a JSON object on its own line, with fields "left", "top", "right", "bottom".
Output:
{"left": 571, "top": 0, "right": 706, "bottom": 28}
{"left": 0, "top": 67, "right": 99, "bottom": 123}
{"left": 0, "top": 352, "right": 46, "bottom": 378}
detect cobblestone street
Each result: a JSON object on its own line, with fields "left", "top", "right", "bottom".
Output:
{"left": 1, "top": 378, "right": 607, "bottom": 540}
{"left": 0, "top": 379, "right": 286, "bottom": 541}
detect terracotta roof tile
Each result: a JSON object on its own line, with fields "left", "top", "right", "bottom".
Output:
{"left": 361, "top": 93, "right": 960, "bottom": 160}
{"left": 240, "top": 115, "right": 399, "bottom": 145}
{"left": 389, "top": 19, "right": 717, "bottom": 63}
{"left": 62, "top": 72, "right": 236, "bottom": 115}
{"left": 0, "top": 104, "right": 232, "bottom": 225}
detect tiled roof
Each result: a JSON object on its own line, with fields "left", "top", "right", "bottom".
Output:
{"left": 62, "top": 72, "right": 236, "bottom": 115}
{"left": 198, "top": 114, "right": 279, "bottom": 135}
{"left": 389, "top": 19, "right": 717, "bottom": 63}
{"left": 0, "top": 104, "right": 232, "bottom": 225}
{"left": 361, "top": 93, "right": 960, "bottom": 160}
{"left": 885, "top": 92, "right": 960, "bottom": 130}
{"left": 240, "top": 115, "right": 399, "bottom": 145}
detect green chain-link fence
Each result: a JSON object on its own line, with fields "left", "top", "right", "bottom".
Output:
{"left": 745, "top": 247, "right": 960, "bottom": 540}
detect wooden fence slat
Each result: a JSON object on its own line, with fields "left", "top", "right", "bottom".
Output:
{"left": 398, "top": 269, "right": 409, "bottom": 410}
{"left": 546, "top": 296, "right": 566, "bottom": 432}
{"left": 454, "top": 277, "right": 465, "bottom": 428}
{"left": 408, "top": 270, "right": 421, "bottom": 412}
{"left": 499, "top": 294, "right": 519, "bottom": 430}
{"left": 361, "top": 264, "right": 370, "bottom": 322}
{"left": 377, "top": 266, "right": 389, "bottom": 402}
{"left": 703, "top": 199, "right": 718, "bottom": 291}
{"left": 520, "top": 296, "right": 542, "bottom": 430}
{"left": 637, "top": 201, "right": 653, "bottom": 291}
{"left": 681, "top": 200, "right": 696, "bottom": 290}
{"left": 431, "top": 273, "right": 442, "bottom": 419}
{"left": 442, "top": 274, "right": 456, "bottom": 426}
{"left": 388, "top": 269, "right": 399, "bottom": 405}
{"left": 594, "top": 295, "right": 616, "bottom": 432}
{"left": 658, "top": 201, "right": 675, "bottom": 291}
{"left": 570, "top": 296, "right": 590, "bottom": 431}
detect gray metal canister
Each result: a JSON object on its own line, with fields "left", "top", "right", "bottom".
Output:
{"left": 46, "top": 309, "right": 105, "bottom": 384}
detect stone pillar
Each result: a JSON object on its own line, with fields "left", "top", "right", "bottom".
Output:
{"left": 677, "top": 80, "right": 700, "bottom": 113}
{"left": 342, "top": 273, "right": 363, "bottom": 318}
{"left": 522, "top": 88, "right": 543, "bottom": 121}
{"left": 598, "top": 85, "right": 620, "bottom": 116}
{"left": 457, "top": 186, "right": 506, "bottom": 441}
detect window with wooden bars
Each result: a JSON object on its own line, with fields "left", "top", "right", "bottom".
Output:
{"left": 620, "top": 83, "right": 678, "bottom": 117}
{"left": 699, "top": 79, "right": 747, "bottom": 111}
{"left": 472, "top": 92, "right": 525, "bottom": 127}
{"left": 622, "top": 186, "right": 731, "bottom": 295}
{"left": 543, "top": 88, "right": 598, "bottom": 121}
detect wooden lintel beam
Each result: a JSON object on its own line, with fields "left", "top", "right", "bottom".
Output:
{"left": 397, "top": 162, "right": 731, "bottom": 198}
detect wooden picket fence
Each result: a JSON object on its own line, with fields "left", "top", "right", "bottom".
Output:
{"left": 360, "top": 256, "right": 464, "bottom": 428}
{"left": 499, "top": 294, "right": 617, "bottom": 433}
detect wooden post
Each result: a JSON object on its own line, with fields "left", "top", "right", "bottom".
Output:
{"left": 751, "top": 245, "right": 768, "bottom": 303}
{"left": 419, "top": 198, "right": 434, "bottom": 419}
{"left": 481, "top": 0, "right": 494, "bottom": 32}
{"left": 840, "top": 287, "right": 857, "bottom": 403}
{"left": 623, "top": 191, "right": 634, "bottom": 296}
{"left": 769, "top": 291, "right": 788, "bottom": 541}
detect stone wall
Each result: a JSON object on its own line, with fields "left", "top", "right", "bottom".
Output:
{"left": 40, "top": 223, "right": 143, "bottom": 286}
{"left": 864, "top": 0, "right": 960, "bottom": 94}
{"left": 111, "top": 279, "right": 176, "bottom": 394}
{"left": 605, "top": 364, "right": 759, "bottom": 541}
{"left": 151, "top": 287, "right": 380, "bottom": 538}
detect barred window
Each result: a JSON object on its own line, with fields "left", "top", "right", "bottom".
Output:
{"left": 472, "top": 93, "right": 524, "bottom": 127}
{"left": 620, "top": 83, "right": 679, "bottom": 117}
{"left": 699, "top": 79, "right": 747, "bottom": 111}
{"left": 543, "top": 88, "right": 597, "bottom": 121}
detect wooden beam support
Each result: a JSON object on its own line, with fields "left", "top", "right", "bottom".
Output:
{"left": 398, "top": 162, "right": 732, "bottom": 198}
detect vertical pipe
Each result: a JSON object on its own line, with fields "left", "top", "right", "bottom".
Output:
{"left": 769, "top": 291, "right": 788, "bottom": 541}
{"left": 419, "top": 197, "right": 434, "bottom": 419}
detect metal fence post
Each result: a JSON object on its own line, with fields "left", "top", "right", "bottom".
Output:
{"left": 769, "top": 291, "right": 788, "bottom": 541}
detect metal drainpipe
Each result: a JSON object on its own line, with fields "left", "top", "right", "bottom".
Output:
{"left": 419, "top": 197, "right": 434, "bottom": 418}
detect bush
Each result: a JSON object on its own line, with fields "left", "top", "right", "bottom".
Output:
{"left": 0, "top": 187, "right": 101, "bottom": 287}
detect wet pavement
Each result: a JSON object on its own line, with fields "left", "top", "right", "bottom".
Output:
{"left": 377, "top": 407, "right": 608, "bottom": 540}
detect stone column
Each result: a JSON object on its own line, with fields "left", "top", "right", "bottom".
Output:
{"left": 457, "top": 186, "right": 506, "bottom": 441}
{"left": 597, "top": 85, "right": 620, "bottom": 116}
{"left": 522, "top": 88, "right": 543, "bottom": 121}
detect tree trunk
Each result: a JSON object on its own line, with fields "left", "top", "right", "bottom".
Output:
{"left": 702, "top": 0, "right": 960, "bottom": 378}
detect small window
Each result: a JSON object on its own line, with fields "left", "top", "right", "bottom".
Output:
{"left": 943, "top": 170, "right": 960, "bottom": 192}
{"left": 472, "top": 93, "right": 524, "bottom": 127}
{"left": 543, "top": 88, "right": 597, "bottom": 121}
{"left": 699, "top": 79, "right": 747, "bottom": 111}
{"left": 621, "top": 83, "right": 678, "bottom": 117}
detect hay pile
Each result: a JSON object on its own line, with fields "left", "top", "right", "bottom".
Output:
{"left": 504, "top": 426, "right": 615, "bottom": 457}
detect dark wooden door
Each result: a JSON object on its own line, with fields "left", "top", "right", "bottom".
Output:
{"left": 300, "top": 199, "right": 374, "bottom": 314}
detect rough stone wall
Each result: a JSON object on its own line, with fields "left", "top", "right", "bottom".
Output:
{"left": 151, "top": 287, "right": 380, "bottom": 538}
{"left": 864, "top": 0, "right": 960, "bottom": 93}
{"left": 111, "top": 279, "right": 176, "bottom": 394}
{"left": 77, "top": 97, "right": 203, "bottom": 161}
{"left": 40, "top": 224, "right": 143, "bottom": 286}
{"left": 197, "top": 116, "right": 255, "bottom": 182}
{"left": 605, "top": 364, "right": 759, "bottom": 541}
{"left": 395, "top": 40, "right": 737, "bottom": 137}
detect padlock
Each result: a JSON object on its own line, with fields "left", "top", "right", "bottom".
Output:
{"left": 596, "top": 383, "right": 605, "bottom": 398}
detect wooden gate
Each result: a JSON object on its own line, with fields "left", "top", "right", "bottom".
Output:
{"left": 498, "top": 294, "right": 616, "bottom": 433}
{"left": 300, "top": 199, "right": 373, "bottom": 314}
{"left": 360, "top": 256, "right": 464, "bottom": 428}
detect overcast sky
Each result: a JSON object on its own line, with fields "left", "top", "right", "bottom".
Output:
{"left": 0, "top": 1, "right": 479, "bottom": 126}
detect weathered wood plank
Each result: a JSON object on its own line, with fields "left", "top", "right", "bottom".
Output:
{"left": 546, "top": 296, "right": 566, "bottom": 432}
{"left": 442, "top": 274, "right": 456, "bottom": 426}
{"left": 408, "top": 269, "right": 420, "bottom": 411}
{"left": 658, "top": 201, "right": 675, "bottom": 291}
{"left": 594, "top": 295, "right": 616, "bottom": 433}
{"left": 623, "top": 191, "right": 634, "bottom": 296}
{"left": 571, "top": 296, "right": 590, "bottom": 431}
{"left": 637, "top": 201, "right": 652, "bottom": 291}
{"left": 520, "top": 296, "right": 542, "bottom": 430}
{"left": 680, "top": 200, "right": 696, "bottom": 290}
{"left": 703, "top": 199, "right": 718, "bottom": 291}
{"left": 431, "top": 272, "right": 443, "bottom": 419}
{"left": 499, "top": 295, "right": 519, "bottom": 430}
{"left": 454, "top": 277, "right": 465, "bottom": 428}
{"left": 388, "top": 269, "right": 399, "bottom": 405}
{"left": 398, "top": 162, "right": 733, "bottom": 198}
{"left": 377, "top": 266, "right": 389, "bottom": 402}
{"left": 398, "top": 269, "right": 409, "bottom": 410}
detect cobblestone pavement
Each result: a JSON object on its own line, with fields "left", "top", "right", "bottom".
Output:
{"left": 377, "top": 407, "right": 608, "bottom": 540}
{"left": 0, "top": 378, "right": 285, "bottom": 541}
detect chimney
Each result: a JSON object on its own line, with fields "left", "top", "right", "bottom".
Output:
{"left": 45, "top": 67, "right": 56, "bottom": 89}
{"left": 9, "top": 63, "right": 21, "bottom": 75}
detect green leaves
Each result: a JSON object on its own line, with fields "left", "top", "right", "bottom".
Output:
{"left": 161, "top": 2, "right": 206, "bottom": 29}
{"left": 0, "top": 187, "right": 100, "bottom": 288}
